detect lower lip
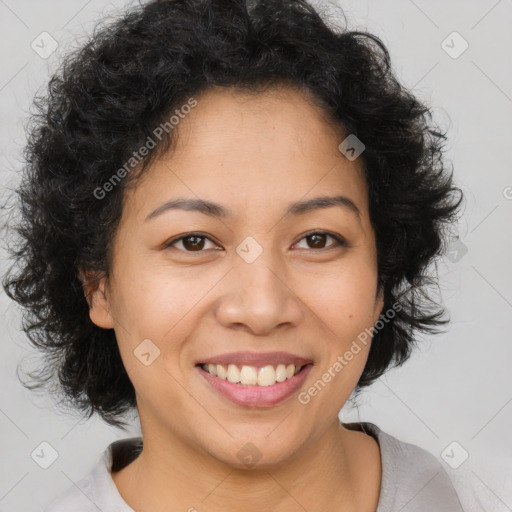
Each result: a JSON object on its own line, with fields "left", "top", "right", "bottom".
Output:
{"left": 197, "top": 364, "right": 313, "bottom": 407}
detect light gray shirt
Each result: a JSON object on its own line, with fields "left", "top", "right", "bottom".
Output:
{"left": 44, "top": 422, "right": 465, "bottom": 511}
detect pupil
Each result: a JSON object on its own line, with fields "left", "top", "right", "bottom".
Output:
{"left": 184, "top": 236, "right": 204, "bottom": 251}
{"left": 309, "top": 234, "right": 326, "bottom": 249}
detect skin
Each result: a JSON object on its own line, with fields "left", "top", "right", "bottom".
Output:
{"left": 86, "top": 85, "right": 384, "bottom": 512}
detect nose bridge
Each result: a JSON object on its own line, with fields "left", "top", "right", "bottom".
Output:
{"left": 237, "top": 250, "right": 282, "bottom": 298}
{"left": 234, "top": 239, "right": 288, "bottom": 309}
{"left": 214, "top": 237, "right": 303, "bottom": 334}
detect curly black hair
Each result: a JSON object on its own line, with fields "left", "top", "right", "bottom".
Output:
{"left": 2, "top": 0, "right": 463, "bottom": 429}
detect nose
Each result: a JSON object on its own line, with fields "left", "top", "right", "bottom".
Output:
{"left": 214, "top": 256, "right": 304, "bottom": 336}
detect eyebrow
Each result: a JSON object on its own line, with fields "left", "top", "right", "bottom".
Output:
{"left": 144, "top": 195, "right": 361, "bottom": 223}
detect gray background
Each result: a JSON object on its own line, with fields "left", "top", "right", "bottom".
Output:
{"left": 1, "top": 1, "right": 511, "bottom": 510}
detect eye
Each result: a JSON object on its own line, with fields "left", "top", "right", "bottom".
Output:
{"left": 294, "top": 231, "right": 346, "bottom": 251}
{"left": 164, "top": 233, "right": 218, "bottom": 252}
{"left": 164, "top": 230, "right": 346, "bottom": 254}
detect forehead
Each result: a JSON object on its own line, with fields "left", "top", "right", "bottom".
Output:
{"left": 173, "top": 85, "right": 344, "bottom": 154}
{"left": 126, "top": 85, "right": 369, "bottom": 222}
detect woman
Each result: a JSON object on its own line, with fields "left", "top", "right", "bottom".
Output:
{"left": 3, "top": 0, "right": 465, "bottom": 510}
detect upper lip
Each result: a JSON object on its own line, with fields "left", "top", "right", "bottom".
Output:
{"left": 196, "top": 351, "right": 313, "bottom": 368}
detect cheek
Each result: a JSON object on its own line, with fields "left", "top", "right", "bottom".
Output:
{"left": 302, "top": 263, "right": 378, "bottom": 333}
{"left": 298, "top": 264, "right": 379, "bottom": 392}
{"left": 109, "top": 266, "right": 195, "bottom": 406}
{"left": 110, "top": 259, "right": 221, "bottom": 389}
{"left": 111, "top": 254, "right": 194, "bottom": 333}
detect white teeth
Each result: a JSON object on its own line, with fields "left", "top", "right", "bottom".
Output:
{"left": 216, "top": 364, "right": 227, "bottom": 380}
{"left": 275, "top": 364, "right": 287, "bottom": 382}
{"left": 240, "top": 365, "right": 258, "bottom": 385}
{"left": 226, "top": 364, "right": 241, "bottom": 383}
{"left": 201, "top": 362, "right": 305, "bottom": 386}
{"left": 257, "top": 365, "right": 276, "bottom": 386}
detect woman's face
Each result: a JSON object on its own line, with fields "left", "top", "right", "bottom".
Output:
{"left": 89, "top": 85, "right": 384, "bottom": 466}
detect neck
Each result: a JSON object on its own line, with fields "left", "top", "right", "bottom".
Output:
{"left": 112, "top": 419, "right": 381, "bottom": 512}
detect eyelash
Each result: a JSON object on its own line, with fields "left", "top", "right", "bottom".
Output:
{"left": 164, "top": 230, "right": 346, "bottom": 254}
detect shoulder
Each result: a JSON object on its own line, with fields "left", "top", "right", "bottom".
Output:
{"left": 43, "top": 438, "right": 141, "bottom": 512}
{"left": 345, "top": 422, "right": 466, "bottom": 512}
{"left": 43, "top": 465, "right": 103, "bottom": 512}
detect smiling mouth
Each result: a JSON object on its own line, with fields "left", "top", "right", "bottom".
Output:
{"left": 196, "top": 361, "right": 314, "bottom": 408}
{"left": 196, "top": 362, "right": 311, "bottom": 387}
